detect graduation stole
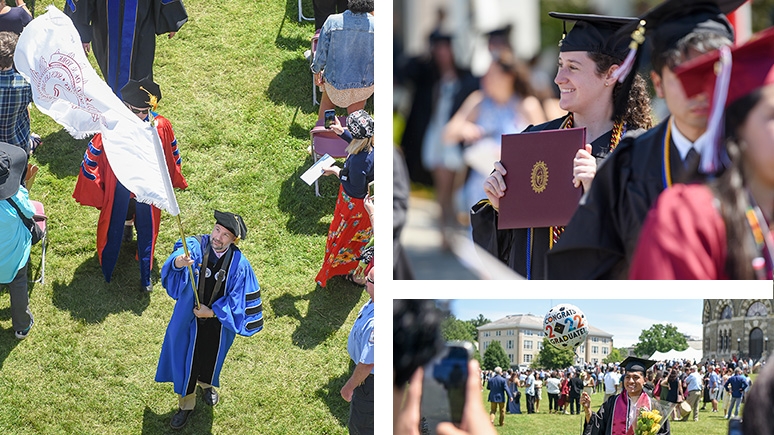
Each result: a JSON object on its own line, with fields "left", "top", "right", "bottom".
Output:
{"left": 548, "top": 114, "right": 625, "bottom": 249}
{"left": 611, "top": 392, "right": 651, "bottom": 435}
{"left": 744, "top": 192, "right": 774, "bottom": 279}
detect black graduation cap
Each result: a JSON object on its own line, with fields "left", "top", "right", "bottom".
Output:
{"left": 621, "top": 356, "right": 656, "bottom": 374}
{"left": 548, "top": 12, "right": 637, "bottom": 61}
{"left": 612, "top": 0, "right": 745, "bottom": 83}
{"left": 428, "top": 28, "right": 452, "bottom": 43}
{"left": 120, "top": 76, "right": 162, "bottom": 109}
{"left": 485, "top": 24, "right": 512, "bottom": 39}
{"left": 214, "top": 210, "right": 247, "bottom": 240}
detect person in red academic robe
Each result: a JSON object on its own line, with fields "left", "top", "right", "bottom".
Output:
{"left": 73, "top": 77, "right": 187, "bottom": 291}
{"left": 630, "top": 26, "right": 774, "bottom": 280}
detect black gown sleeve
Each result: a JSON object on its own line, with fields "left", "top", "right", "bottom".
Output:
{"left": 64, "top": 0, "right": 95, "bottom": 44}
{"left": 154, "top": 0, "right": 188, "bottom": 35}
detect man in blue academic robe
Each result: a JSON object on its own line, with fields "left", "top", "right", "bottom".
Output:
{"left": 155, "top": 210, "right": 263, "bottom": 430}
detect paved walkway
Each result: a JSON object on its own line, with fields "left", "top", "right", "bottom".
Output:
{"left": 401, "top": 195, "right": 522, "bottom": 280}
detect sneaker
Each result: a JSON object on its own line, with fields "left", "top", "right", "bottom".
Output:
{"left": 15, "top": 317, "right": 33, "bottom": 339}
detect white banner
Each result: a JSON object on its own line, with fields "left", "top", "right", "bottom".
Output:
{"left": 14, "top": 6, "right": 179, "bottom": 215}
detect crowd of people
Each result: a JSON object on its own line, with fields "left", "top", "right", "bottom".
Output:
{"left": 393, "top": 300, "right": 772, "bottom": 435}
{"left": 395, "top": 0, "right": 774, "bottom": 280}
{"left": 0, "top": 0, "right": 375, "bottom": 432}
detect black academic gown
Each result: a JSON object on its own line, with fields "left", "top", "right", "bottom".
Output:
{"left": 583, "top": 393, "right": 671, "bottom": 435}
{"left": 470, "top": 115, "right": 616, "bottom": 280}
{"left": 546, "top": 118, "right": 687, "bottom": 279}
{"left": 65, "top": 0, "right": 188, "bottom": 96}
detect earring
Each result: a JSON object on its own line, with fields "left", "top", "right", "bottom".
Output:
{"left": 604, "top": 82, "right": 610, "bottom": 87}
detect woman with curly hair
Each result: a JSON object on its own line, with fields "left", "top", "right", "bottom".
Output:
{"left": 471, "top": 12, "right": 653, "bottom": 280}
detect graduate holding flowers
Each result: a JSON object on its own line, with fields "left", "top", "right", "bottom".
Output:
{"left": 580, "top": 357, "right": 671, "bottom": 435}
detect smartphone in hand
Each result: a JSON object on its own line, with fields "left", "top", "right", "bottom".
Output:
{"left": 324, "top": 109, "right": 336, "bottom": 129}
{"left": 368, "top": 181, "right": 374, "bottom": 198}
{"left": 421, "top": 341, "right": 474, "bottom": 434}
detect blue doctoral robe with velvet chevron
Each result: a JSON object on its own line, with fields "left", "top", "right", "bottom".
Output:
{"left": 155, "top": 235, "right": 263, "bottom": 395}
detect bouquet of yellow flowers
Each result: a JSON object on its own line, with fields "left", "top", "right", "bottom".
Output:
{"left": 635, "top": 408, "right": 663, "bottom": 435}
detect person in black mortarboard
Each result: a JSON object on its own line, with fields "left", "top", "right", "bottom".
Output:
{"left": 485, "top": 24, "right": 513, "bottom": 56}
{"left": 581, "top": 356, "right": 670, "bottom": 435}
{"left": 631, "top": 25, "right": 774, "bottom": 279}
{"left": 156, "top": 210, "right": 263, "bottom": 430}
{"left": 546, "top": 0, "right": 747, "bottom": 280}
{"left": 72, "top": 76, "right": 188, "bottom": 292}
{"left": 472, "top": 12, "right": 653, "bottom": 280}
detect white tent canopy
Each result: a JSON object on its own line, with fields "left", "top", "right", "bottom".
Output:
{"left": 650, "top": 348, "right": 704, "bottom": 362}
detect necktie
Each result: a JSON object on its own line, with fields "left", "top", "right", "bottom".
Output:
{"left": 684, "top": 147, "right": 700, "bottom": 170}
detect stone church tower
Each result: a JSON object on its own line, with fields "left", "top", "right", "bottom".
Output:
{"left": 702, "top": 299, "right": 772, "bottom": 363}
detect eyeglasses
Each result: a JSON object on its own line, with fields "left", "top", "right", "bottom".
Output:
{"left": 366, "top": 277, "right": 374, "bottom": 284}
{"left": 129, "top": 107, "right": 150, "bottom": 115}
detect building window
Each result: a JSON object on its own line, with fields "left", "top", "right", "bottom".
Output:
{"left": 538, "top": 341, "right": 543, "bottom": 350}
{"left": 484, "top": 331, "right": 490, "bottom": 337}
{"left": 524, "top": 340, "right": 533, "bottom": 350}
{"left": 496, "top": 331, "right": 501, "bottom": 336}
{"left": 507, "top": 340, "right": 514, "bottom": 349}
{"left": 579, "top": 345, "right": 585, "bottom": 353}
{"left": 602, "top": 347, "right": 609, "bottom": 355}
{"left": 592, "top": 346, "right": 599, "bottom": 354}
{"left": 524, "top": 330, "right": 533, "bottom": 336}
{"left": 704, "top": 301, "right": 712, "bottom": 323}
{"left": 592, "top": 337, "right": 599, "bottom": 342}
{"left": 509, "top": 354, "right": 514, "bottom": 363}
{"left": 747, "top": 301, "right": 768, "bottom": 317}
{"left": 483, "top": 341, "right": 489, "bottom": 350}
{"left": 507, "top": 330, "right": 514, "bottom": 336}
{"left": 524, "top": 354, "right": 533, "bottom": 363}
{"left": 721, "top": 305, "right": 732, "bottom": 320}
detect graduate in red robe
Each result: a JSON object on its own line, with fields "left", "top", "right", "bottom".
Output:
{"left": 631, "top": 26, "right": 774, "bottom": 280}
{"left": 73, "top": 77, "right": 187, "bottom": 291}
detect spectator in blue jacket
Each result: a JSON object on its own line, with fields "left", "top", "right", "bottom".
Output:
{"left": 724, "top": 368, "right": 749, "bottom": 419}
{"left": 0, "top": 141, "right": 33, "bottom": 339}
{"left": 487, "top": 367, "right": 513, "bottom": 426}
{"left": 311, "top": 0, "right": 373, "bottom": 121}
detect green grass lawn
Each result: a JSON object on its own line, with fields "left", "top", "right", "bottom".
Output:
{"left": 0, "top": 1, "right": 373, "bottom": 433}
{"left": 480, "top": 388, "right": 745, "bottom": 435}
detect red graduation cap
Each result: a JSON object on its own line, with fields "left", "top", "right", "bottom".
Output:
{"left": 673, "top": 26, "right": 774, "bottom": 174}
{"left": 676, "top": 25, "right": 774, "bottom": 108}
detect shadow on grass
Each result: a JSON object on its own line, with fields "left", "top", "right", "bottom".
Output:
{"left": 267, "top": 58, "right": 319, "bottom": 122}
{"left": 51, "top": 250, "right": 156, "bottom": 323}
{"left": 270, "top": 280, "right": 364, "bottom": 350}
{"left": 277, "top": 154, "right": 339, "bottom": 236}
{"left": 275, "top": 3, "right": 312, "bottom": 53}
{"left": 31, "top": 129, "right": 86, "bottom": 179}
{"left": 0, "top": 304, "right": 19, "bottom": 370}
{"left": 141, "top": 403, "right": 213, "bottom": 435}
{"left": 316, "top": 370, "right": 351, "bottom": 427}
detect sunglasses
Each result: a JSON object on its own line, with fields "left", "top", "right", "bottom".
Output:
{"left": 127, "top": 106, "right": 150, "bottom": 115}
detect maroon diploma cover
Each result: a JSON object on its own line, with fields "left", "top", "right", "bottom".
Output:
{"left": 497, "top": 127, "right": 586, "bottom": 229}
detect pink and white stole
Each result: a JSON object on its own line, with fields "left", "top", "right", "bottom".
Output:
{"left": 611, "top": 393, "right": 651, "bottom": 435}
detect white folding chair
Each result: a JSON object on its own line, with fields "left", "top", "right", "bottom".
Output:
{"left": 298, "top": 0, "right": 314, "bottom": 22}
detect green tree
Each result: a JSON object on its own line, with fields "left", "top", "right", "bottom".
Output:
{"left": 469, "top": 315, "right": 491, "bottom": 341}
{"left": 633, "top": 324, "right": 689, "bottom": 357}
{"left": 534, "top": 338, "right": 575, "bottom": 370}
{"left": 482, "top": 341, "right": 511, "bottom": 371}
{"left": 441, "top": 314, "right": 477, "bottom": 342}
{"left": 603, "top": 348, "right": 623, "bottom": 364}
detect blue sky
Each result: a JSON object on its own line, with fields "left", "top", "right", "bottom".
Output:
{"left": 445, "top": 299, "right": 704, "bottom": 348}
